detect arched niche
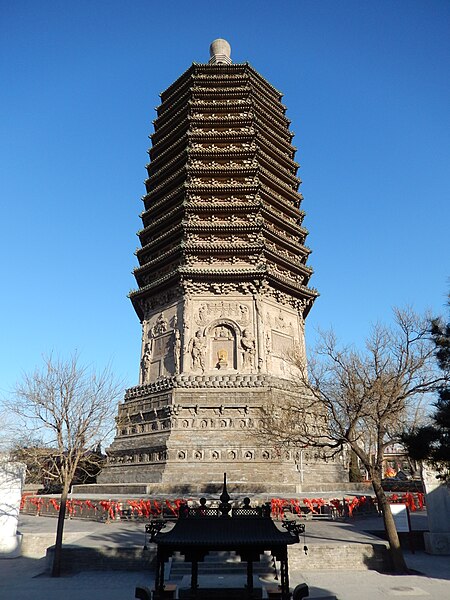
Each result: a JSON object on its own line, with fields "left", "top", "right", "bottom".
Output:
{"left": 206, "top": 319, "right": 240, "bottom": 371}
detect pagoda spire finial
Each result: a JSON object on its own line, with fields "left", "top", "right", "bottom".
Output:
{"left": 209, "top": 38, "right": 232, "bottom": 65}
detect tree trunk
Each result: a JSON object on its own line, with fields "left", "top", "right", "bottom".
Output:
{"left": 349, "top": 449, "right": 363, "bottom": 482}
{"left": 51, "top": 482, "right": 69, "bottom": 577}
{"left": 371, "top": 477, "right": 408, "bottom": 573}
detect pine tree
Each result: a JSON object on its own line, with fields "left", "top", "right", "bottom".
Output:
{"left": 402, "top": 297, "right": 450, "bottom": 479}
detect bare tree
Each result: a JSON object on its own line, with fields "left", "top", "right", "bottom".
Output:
{"left": 260, "top": 308, "right": 446, "bottom": 573}
{"left": 5, "top": 353, "right": 123, "bottom": 576}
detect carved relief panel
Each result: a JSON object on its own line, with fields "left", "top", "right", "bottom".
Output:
{"left": 184, "top": 299, "right": 257, "bottom": 374}
{"left": 140, "top": 303, "right": 182, "bottom": 383}
{"left": 262, "top": 299, "right": 306, "bottom": 378}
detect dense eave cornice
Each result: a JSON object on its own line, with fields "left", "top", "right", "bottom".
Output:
{"left": 133, "top": 245, "right": 182, "bottom": 276}
{"left": 263, "top": 222, "right": 307, "bottom": 250}
{"left": 190, "top": 139, "right": 255, "bottom": 152}
{"left": 129, "top": 264, "right": 266, "bottom": 300}
{"left": 259, "top": 188, "right": 304, "bottom": 220}
{"left": 253, "top": 117, "right": 294, "bottom": 151}
{"left": 179, "top": 266, "right": 265, "bottom": 278}
{"left": 266, "top": 270, "right": 319, "bottom": 299}
{"left": 149, "top": 131, "right": 187, "bottom": 164}
{"left": 159, "top": 63, "right": 284, "bottom": 112}
{"left": 259, "top": 169, "right": 301, "bottom": 202}
{"left": 187, "top": 162, "right": 257, "bottom": 177}
{"left": 148, "top": 151, "right": 300, "bottom": 197}
{"left": 129, "top": 271, "right": 179, "bottom": 299}
{"left": 137, "top": 205, "right": 184, "bottom": 238}
{"left": 136, "top": 223, "right": 183, "bottom": 258}
{"left": 153, "top": 104, "right": 189, "bottom": 137}
{"left": 185, "top": 200, "right": 259, "bottom": 212}
{"left": 145, "top": 165, "right": 186, "bottom": 197}
{"left": 250, "top": 93, "right": 290, "bottom": 129}
{"left": 147, "top": 147, "right": 187, "bottom": 179}
{"left": 184, "top": 221, "right": 259, "bottom": 233}
{"left": 261, "top": 205, "right": 305, "bottom": 238}
{"left": 150, "top": 119, "right": 189, "bottom": 154}
{"left": 254, "top": 110, "right": 293, "bottom": 143}
{"left": 191, "top": 86, "right": 287, "bottom": 116}
{"left": 156, "top": 87, "right": 191, "bottom": 120}
{"left": 141, "top": 185, "right": 185, "bottom": 216}
{"left": 191, "top": 65, "right": 282, "bottom": 99}
{"left": 184, "top": 242, "right": 262, "bottom": 253}
{"left": 256, "top": 137, "right": 297, "bottom": 172}
{"left": 185, "top": 181, "right": 259, "bottom": 194}
{"left": 265, "top": 246, "right": 313, "bottom": 278}
{"left": 257, "top": 154, "right": 300, "bottom": 186}
{"left": 189, "top": 127, "right": 255, "bottom": 141}
{"left": 131, "top": 59, "right": 318, "bottom": 320}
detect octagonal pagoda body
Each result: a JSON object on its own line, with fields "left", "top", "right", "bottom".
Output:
{"left": 99, "top": 49, "right": 346, "bottom": 493}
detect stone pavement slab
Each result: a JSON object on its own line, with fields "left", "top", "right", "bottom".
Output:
{"left": 0, "top": 558, "right": 154, "bottom": 600}
{"left": 4, "top": 513, "right": 449, "bottom": 600}
{"left": 1, "top": 554, "right": 449, "bottom": 600}
{"left": 290, "top": 558, "right": 450, "bottom": 599}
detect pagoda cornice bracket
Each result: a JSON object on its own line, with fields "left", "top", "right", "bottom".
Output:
{"left": 188, "top": 166, "right": 258, "bottom": 177}
{"left": 185, "top": 183, "right": 259, "bottom": 193}
{"left": 138, "top": 207, "right": 184, "bottom": 237}
{"left": 259, "top": 183, "right": 301, "bottom": 209}
{"left": 143, "top": 184, "right": 185, "bottom": 210}
{"left": 263, "top": 224, "right": 306, "bottom": 250}
{"left": 137, "top": 224, "right": 183, "bottom": 256}
{"left": 184, "top": 222, "right": 259, "bottom": 233}
{"left": 133, "top": 246, "right": 182, "bottom": 275}
{"left": 265, "top": 247, "right": 313, "bottom": 276}
{"left": 153, "top": 106, "right": 189, "bottom": 137}
{"left": 147, "top": 148, "right": 188, "bottom": 179}
{"left": 185, "top": 201, "right": 258, "bottom": 212}
{"left": 184, "top": 243, "right": 262, "bottom": 253}
{"left": 129, "top": 270, "right": 180, "bottom": 298}
{"left": 258, "top": 165, "right": 301, "bottom": 195}
{"left": 265, "top": 271, "right": 319, "bottom": 298}
{"left": 149, "top": 142, "right": 188, "bottom": 173}
{"left": 123, "top": 372, "right": 301, "bottom": 401}
{"left": 145, "top": 165, "right": 187, "bottom": 195}
{"left": 189, "top": 127, "right": 256, "bottom": 139}
{"left": 257, "top": 151, "right": 300, "bottom": 182}
{"left": 178, "top": 266, "right": 264, "bottom": 278}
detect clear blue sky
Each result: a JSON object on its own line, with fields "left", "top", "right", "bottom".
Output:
{"left": 1, "top": 0, "right": 449, "bottom": 398}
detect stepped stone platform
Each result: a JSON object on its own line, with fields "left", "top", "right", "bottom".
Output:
{"left": 71, "top": 481, "right": 373, "bottom": 497}
{"left": 16, "top": 513, "right": 418, "bottom": 575}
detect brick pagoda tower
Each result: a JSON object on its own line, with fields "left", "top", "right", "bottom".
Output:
{"left": 98, "top": 40, "right": 346, "bottom": 493}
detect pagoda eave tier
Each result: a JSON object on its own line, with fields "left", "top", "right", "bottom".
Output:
{"left": 130, "top": 264, "right": 318, "bottom": 319}
{"left": 131, "top": 60, "right": 319, "bottom": 324}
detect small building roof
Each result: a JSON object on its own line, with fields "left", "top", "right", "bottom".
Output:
{"left": 154, "top": 515, "right": 298, "bottom": 548}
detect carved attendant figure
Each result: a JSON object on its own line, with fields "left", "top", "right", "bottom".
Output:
{"left": 241, "top": 329, "right": 256, "bottom": 370}
{"left": 140, "top": 343, "right": 151, "bottom": 383}
{"left": 174, "top": 329, "right": 181, "bottom": 374}
{"left": 189, "top": 330, "right": 206, "bottom": 373}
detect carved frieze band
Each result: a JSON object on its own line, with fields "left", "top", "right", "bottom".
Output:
{"left": 105, "top": 447, "right": 306, "bottom": 466}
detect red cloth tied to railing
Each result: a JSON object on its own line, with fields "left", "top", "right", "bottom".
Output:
{"left": 302, "top": 498, "right": 318, "bottom": 514}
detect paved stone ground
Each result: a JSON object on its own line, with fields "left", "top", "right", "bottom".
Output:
{"left": 0, "top": 513, "right": 448, "bottom": 600}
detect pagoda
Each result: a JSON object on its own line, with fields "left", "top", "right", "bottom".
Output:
{"left": 98, "top": 40, "right": 346, "bottom": 493}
